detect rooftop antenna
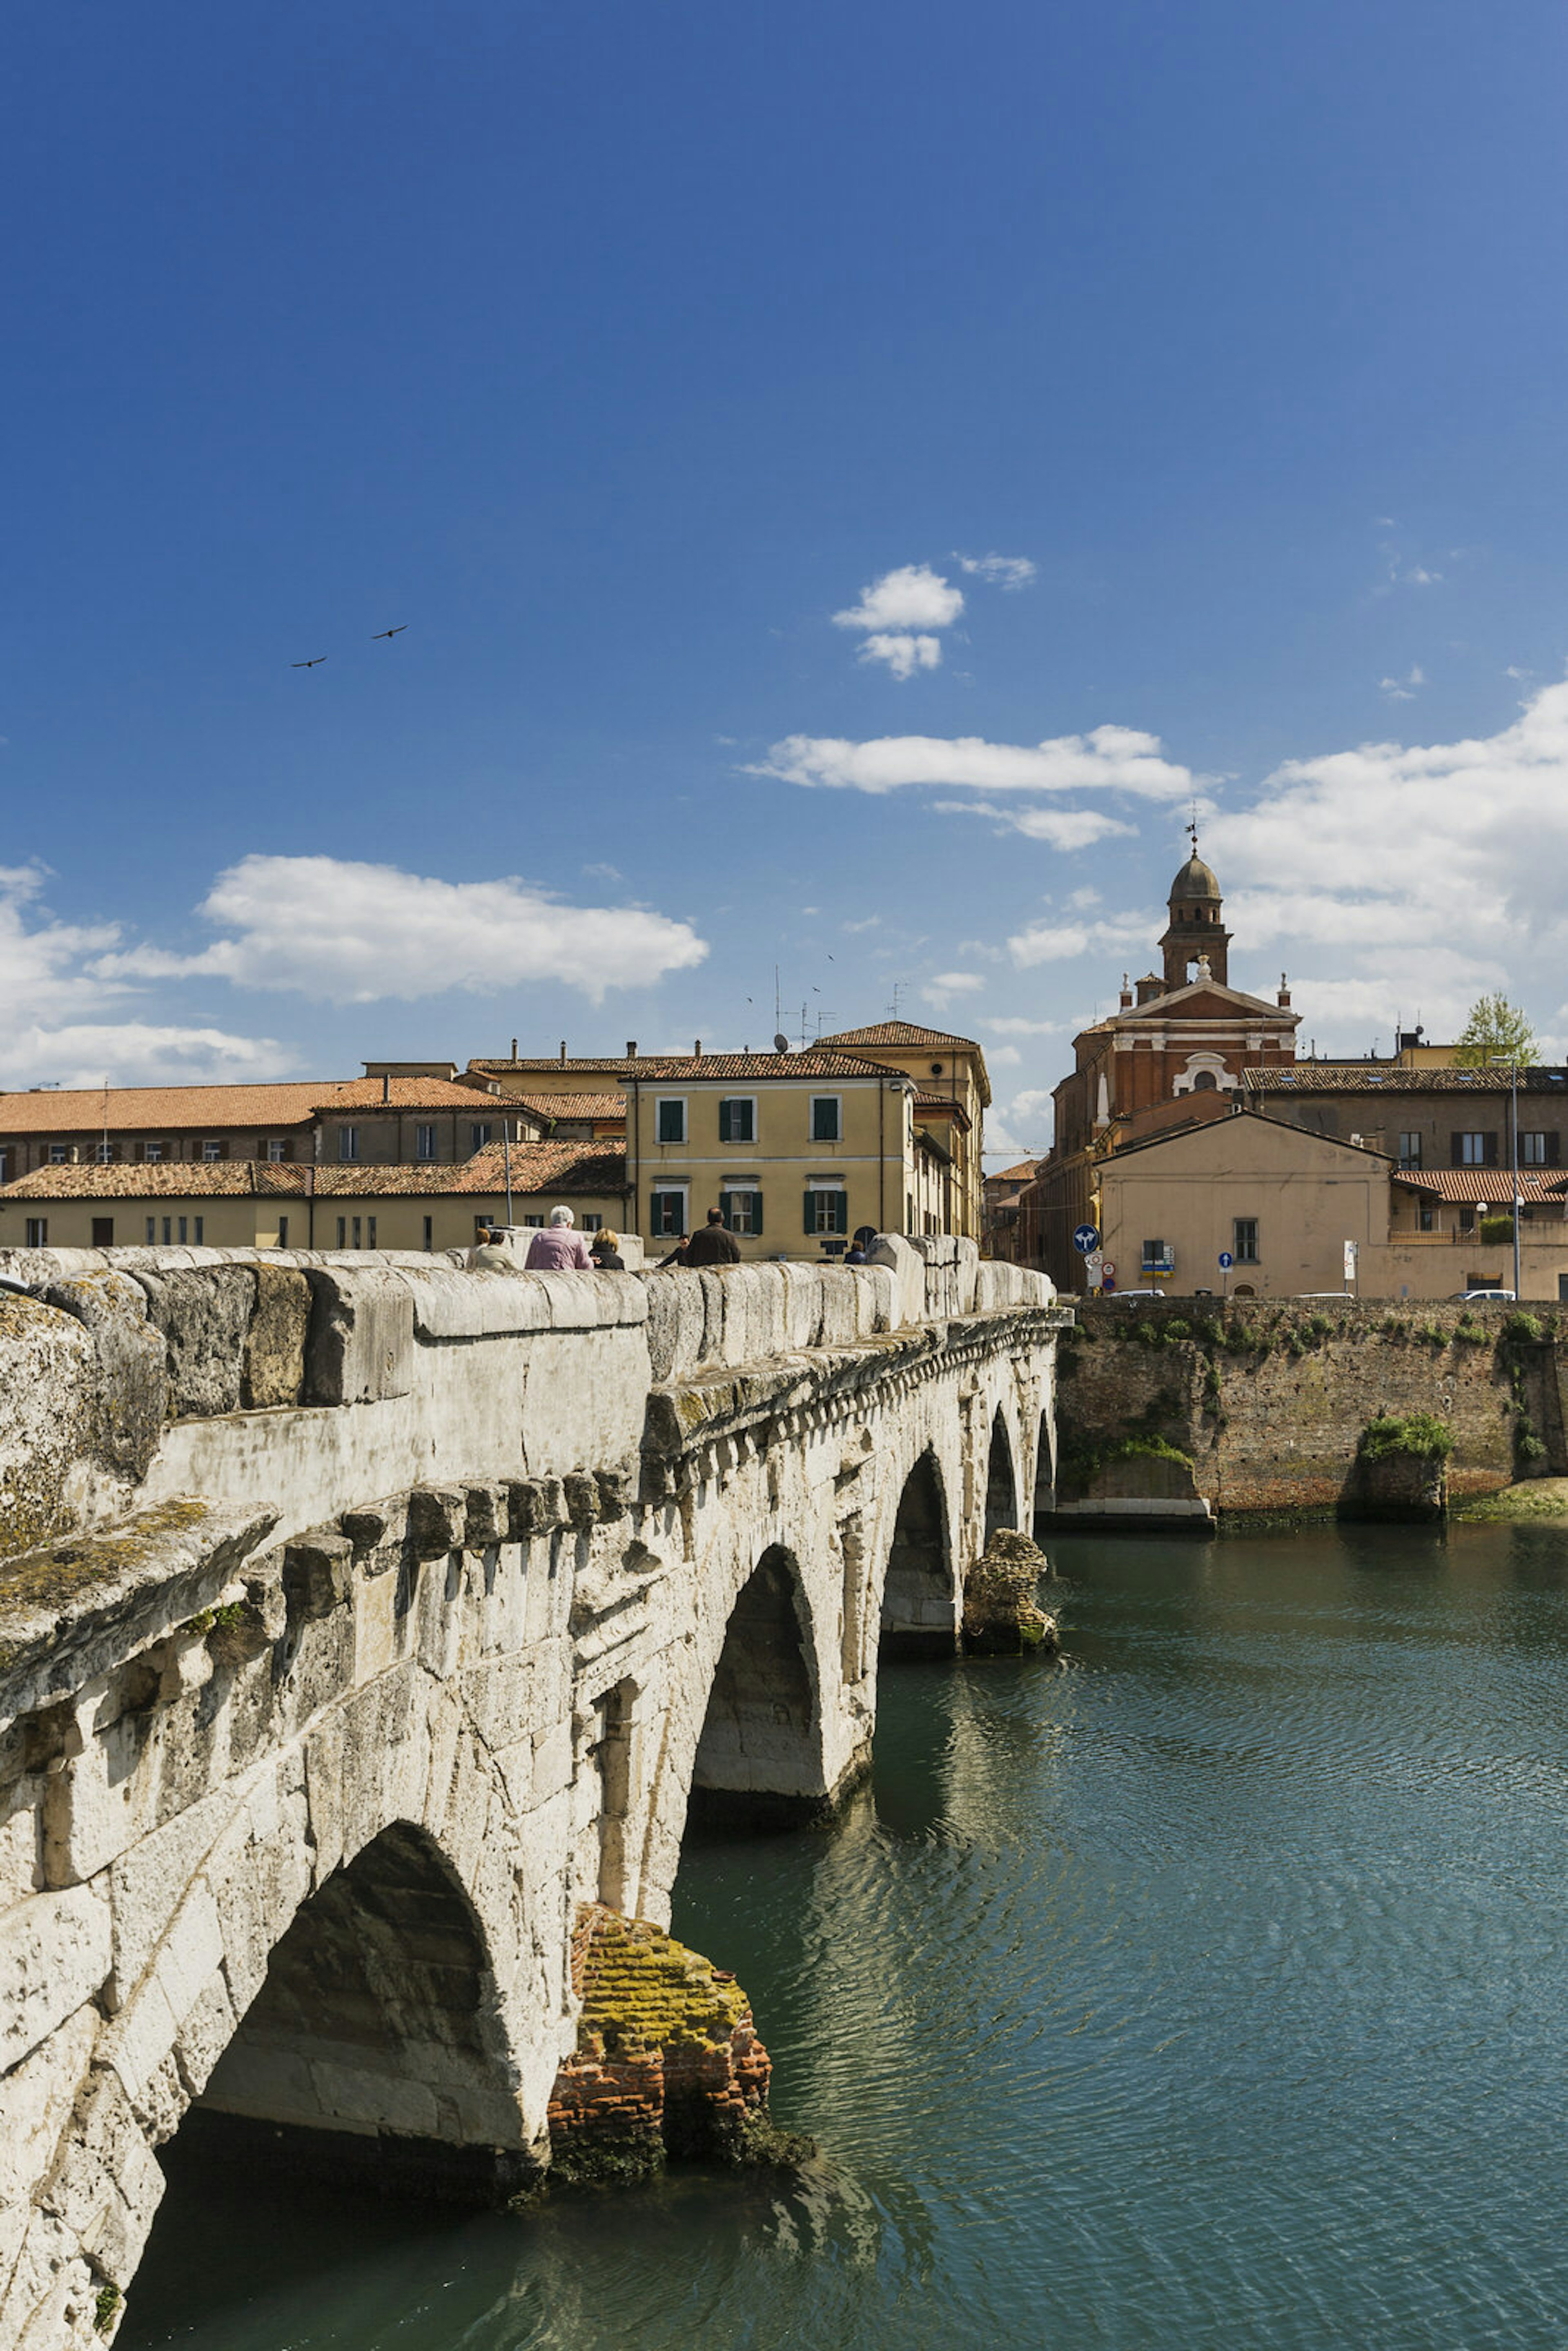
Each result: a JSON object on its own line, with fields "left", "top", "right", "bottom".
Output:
{"left": 887, "top": 979, "right": 904, "bottom": 1018}
{"left": 774, "top": 965, "right": 782, "bottom": 1034}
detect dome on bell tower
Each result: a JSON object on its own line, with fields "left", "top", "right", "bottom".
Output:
{"left": 1169, "top": 852, "right": 1221, "bottom": 904}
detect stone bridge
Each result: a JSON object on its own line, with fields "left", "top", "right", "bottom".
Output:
{"left": 0, "top": 1236, "right": 1065, "bottom": 2347}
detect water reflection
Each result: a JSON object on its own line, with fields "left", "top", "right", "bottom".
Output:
{"left": 127, "top": 1521, "right": 1568, "bottom": 2351}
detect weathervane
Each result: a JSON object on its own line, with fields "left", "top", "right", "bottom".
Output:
{"left": 1187, "top": 799, "right": 1200, "bottom": 857}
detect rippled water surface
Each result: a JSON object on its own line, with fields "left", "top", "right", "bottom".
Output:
{"left": 125, "top": 1523, "right": 1568, "bottom": 2350}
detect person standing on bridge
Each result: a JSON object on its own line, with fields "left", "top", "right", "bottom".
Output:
{"left": 524, "top": 1205, "right": 595, "bottom": 1270}
{"left": 683, "top": 1207, "right": 741, "bottom": 1268}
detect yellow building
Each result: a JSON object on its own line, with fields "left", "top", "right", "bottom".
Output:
{"left": 818, "top": 1022, "right": 990, "bottom": 1239}
{"left": 624, "top": 1049, "right": 919, "bottom": 1259}
{"left": 0, "top": 1140, "right": 630, "bottom": 1256}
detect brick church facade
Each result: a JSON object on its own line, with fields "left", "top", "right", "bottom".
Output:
{"left": 1018, "top": 843, "right": 1299, "bottom": 1288}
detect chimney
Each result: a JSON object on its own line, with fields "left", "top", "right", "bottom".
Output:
{"left": 1278, "top": 973, "right": 1292, "bottom": 1009}
{"left": 1135, "top": 973, "right": 1164, "bottom": 1007}
{"left": 511, "top": 1037, "right": 518, "bottom": 1059}
{"left": 693, "top": 1039, "right": 702, "bottom": 1056}
{"left": 381, "top": 1073, "right": 390, "bottom": 1103}
{"left": 626, "top": 1040, "right": 638, "bottom": 1058}
{"left": 559, "top": 1041, "right": 567, "bottom": 1062}
{"left": 1119, "top": 971, "right": 1133, "bottom": 1011}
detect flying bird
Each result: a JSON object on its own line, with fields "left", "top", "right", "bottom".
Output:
{"left": 371, "top": 626, "right": 408, "bottom": 640}
{"left": 292, "top": 656, "right": 327, "bottom": 668}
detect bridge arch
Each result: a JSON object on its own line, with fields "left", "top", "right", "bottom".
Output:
{"left": 678, "top": 1541, "right": 835, "bottom": 1835}
{"left": 878, "top": 1448, "right": 958, "bottom": 1660}
{"left": 984, "top": 1407, "right": 1020, "bottom": 1545}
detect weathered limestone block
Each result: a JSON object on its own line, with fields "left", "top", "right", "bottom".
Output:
{"left": 817, "top": 1268, "right": 860, "bottom": 1347}
{"left": 303, "top": 1265, "right": 415, "bottom": 1405}
{"left": 38, "top": 1275, "right": 167, "bottom": 1481}
{"left": 640, "top": 1274, "right": 685, "bottom": 1383}
{"left": 0, "top": 1887, "right": 111, "bottom": 2073}
{"left": 866, "top": 1234, "right": 924, "bottom": 1329}
{"left": 962, "top": 1528, "right": 1058, "bottom": 1657}
{"left": 134, "top": 1266, "right": 256, "bottom": 1420}
{"left": 0, "top": 1293, "right": 100, "bottom": 1562}
{"left": 241, "top": 1264, "right": 310, "bottom": 1410}
{"left": 405, "top": 1487, "right": 466, "bottom": 1559}
{"left": 282, "top": 1533, "right": 355, "bottom": 1621}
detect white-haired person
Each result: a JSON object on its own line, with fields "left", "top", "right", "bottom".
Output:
{"left": 523, "top": 1204, "right": 595, "bottom": 1271}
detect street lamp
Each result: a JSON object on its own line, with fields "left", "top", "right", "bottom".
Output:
{"left": 1489, "top": 1055, "right": 1522, "bottom": 1301}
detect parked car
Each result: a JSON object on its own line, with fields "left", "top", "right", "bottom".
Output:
{"left": 1296, "top": 1291, "right": 1356, "bottom": 1300}
{"left": 1103, "top": 1287, "right": 1166, "bottom": 1299}
{"left": 1449, "top": 1288, "right": 1516, "bottom": 1302}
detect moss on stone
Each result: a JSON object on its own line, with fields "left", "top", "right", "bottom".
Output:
{"left": 0, "top": 1499, "right": 210, "bottom": 1619}
{"left": 577, "top": 1912, "right": 751, "bottom": 2060}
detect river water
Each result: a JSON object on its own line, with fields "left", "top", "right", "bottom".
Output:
{"left": 125, "top": 1522, "right": 1568, "bottom": 2350}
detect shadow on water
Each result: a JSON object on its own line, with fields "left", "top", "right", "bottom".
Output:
{"left": 125, "top": 1518, "right": 1568, "bottom": 2351}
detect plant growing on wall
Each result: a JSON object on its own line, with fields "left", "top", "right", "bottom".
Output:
{"left": 1359, "top": 1412, "right": 1454, "bottom": 1463}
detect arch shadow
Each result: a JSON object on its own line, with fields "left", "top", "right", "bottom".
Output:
{"left": 686, "top": 1544, "right": 829, "bottom": 1832}
{"left": 1033, "top": 1406, "right": 1055, "bottom": 1533}
{"left": 181, "top": 1821, "right": 532, "bottom": 2204}
{"left": 984, "top": 1408, "right": 1019, "bottom": 1547}
{"left": 878, "top": 1447, "right": 958, "bottom": 1660}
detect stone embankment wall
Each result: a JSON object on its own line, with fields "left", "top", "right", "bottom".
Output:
{"left": 1054, "top": 1300, "right": 1568, "bottom": 1520}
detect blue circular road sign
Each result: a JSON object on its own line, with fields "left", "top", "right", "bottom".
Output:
{"left": 1073, "top": 1224, "right": 1101, "bottom": 1253}
{"left": 1218, "top": 1250, "right": 1234, "bottom": 1269}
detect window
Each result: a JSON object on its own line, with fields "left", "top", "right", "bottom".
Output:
{"left": 161, "top": 1218, "right": 172, "bottom": 1245}
{"left": 49, "top": 1145, "right": 69, "bottom": 1165}
{"left": 650, "top": 1187, "right": 688, "bottom": 1237}
{"left": 336, "top": 1217, "right": 347, "bottom": 1248}
{"left": 1521, "top": 1132, "right": 1559, "bottom": 1166}
{"left": 351, "top": 1216, "right": 363, "bottom": 1248}
{"left": 804, "top": 1185, "right": 848, "bottom": 1236}
{"left": 810, "top": 1096, "right": 841, "bottom": 1143}
{"left": 193, "top": 1218, "right": 203, "bottom": 1245}
{"left": 143, "top": 1141, "right": 163, "bottom": 1164}
{"left": 581, "top": 1213, "right": 603, "bottom": 1232}
{"left": 1234, "top": 1217, "right": 1259, "bottom": 1264}
{"left": 91, "top": 1217, "right": 114, "bottom": 1247}
{"left": 1398, "top": 1132, "right": 1422, "bottom": 1168}
{"left": 470, "top": 1122, "right": 493, "bottom": 1151}
{"left": 339, "top": 1127, "right": 360, "bottom": 1162}
{"left": 1141, "top": 1238, "right": 1174, "bottom": 1274}
{"left": 422, "top": 1216, "right": 434, "bottom": 1251}
{"left": 95, "top": 1141, "right": 115, "bottom": 1164}
{"left": 416, "top": 1124, "right": 437, "bottom": 1161}
{"left": 146, "top": 1217, "right": 156, "bottom": 1244}
{"left": 656, "top": 1099, "right": 686, "bottom": 1145}
{"left": 721, "top": 1188, "right": 763, "bottom": 1235}
{"left": 202, "top": 1140, "right": 223, "bottom": 1163}
{"left": 1418, "top": 1199, "right": 1436, "bottom": 1233}
{"left": 24, "top": 1217, "right": 47, "bottom": 1247}
{"left": 277, "top": 1216, "right": 289, "bottom": 1248}
{"left": 523, "top": 1214, "right": 545, "bottom": 1228}
{"left": 718, "top": 1097, "right": 755, "bottom": 1144}
{"left": 177, "top": 1218, "right": 188, "bottom": 1244}
{"left": 1452, "top": 1131, "right": 1497, "bottom": 1167}
{"left": 366, "top": 1216, "right": 377, "bottom": 1249}
{"left": 266, "top": 1138, "right": 287, "bottom": 1163}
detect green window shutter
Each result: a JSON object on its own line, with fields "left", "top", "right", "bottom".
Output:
{"left": 752, "top": 1189, "right": 764, "bottom": 1234}
{"left": 719, "top": 1189, "right": 734, "bottom": 1229}
{"left": 718, "top": 1101, "right": 732, "bottom": 1143}
{"left": 833, "top": 1191, "right": 849, "bottom": 1235}
{"left": 804, "top": 1189, "right": 815, "bottom": 1235}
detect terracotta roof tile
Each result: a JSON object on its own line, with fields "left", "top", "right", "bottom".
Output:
{"left": 472, "top": 1050, "right": 904, "bottom": 1080}
{"left": 1248, "top": 1065, "right": 1568, "bottom": 1096}
{"left": 819, "top": 1020, "right": 982, "bottom": 1051}
{"left": 0, "top": 1073, "right": 498, "bottom": 1136}
{"left": 1391, "top": 1169, "right": 1568, "bottom": 1204}
{"left": 0, "top": 1141, "right": 628, "bottom": 1203}
{"left": 505, "top": 1092, "right": 627, "bottom": 1123}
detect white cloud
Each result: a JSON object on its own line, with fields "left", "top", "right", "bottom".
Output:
{"left": 859, "top": 632, "right": 943, "bottom": 679}
{"left": 1208, "top": 677, "right": 1568, "bottom": 1042}
{"left": 1403, "top": 566, "right": 1442, "bottom": 586}
{"left": 0, "top": 866, "right": 290, "bottom": 1089}
{"left": 920, "top": 971, "right": 986, "bottom": 1009}
{"left": 96, "top": 855, "right": 708, "bottom": 1006}
{"left": 1379, "top": 666, "right": 1425, "bottom": 702}
{"left": 981, "top": 1016, "right": 1067, "bottom": 1036}
{"left": 1008, "top": 910, "right": 1151, "bottom": 968}
{"left": 749, "top": 726, "right": 1195, "bottom": 801}
{"left": 989, "top": 1044, "right": 1022, "bottom": 1066}
{"left": 955, "top": 552, "right": 1037, "bottom": 590}
{"left": 833, "top": 564, "right": 964, "bottom": 635}
{"left": 933, "top": 799, "right": 1134, "bottom": 849}
{"left": 1506, "top": 665, "right": 1532, "bottom": 681}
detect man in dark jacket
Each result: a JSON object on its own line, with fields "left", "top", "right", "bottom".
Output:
{"left": 683, "top": 1207, "right": 741, "bottom": 1268}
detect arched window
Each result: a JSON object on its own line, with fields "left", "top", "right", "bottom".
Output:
{"left": 1193, "top": 1069, "right": 1217, "bottom": 1091}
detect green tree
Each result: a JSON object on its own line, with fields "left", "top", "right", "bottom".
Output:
{"left": 1453, "top": 993, "right": 1539, "bottom": 1068}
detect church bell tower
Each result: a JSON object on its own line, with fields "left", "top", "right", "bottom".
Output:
{"left": 1159, "top": 824, "right": 1230, "bottom": 990}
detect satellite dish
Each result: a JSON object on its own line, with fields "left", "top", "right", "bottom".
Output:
{"left": 773, "top": 1033, "right": 791, "bottom": 1054}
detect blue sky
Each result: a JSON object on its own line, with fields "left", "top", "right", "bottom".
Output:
{"left": 4, "top": 0, "right": 1568, "bottom": 1158}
